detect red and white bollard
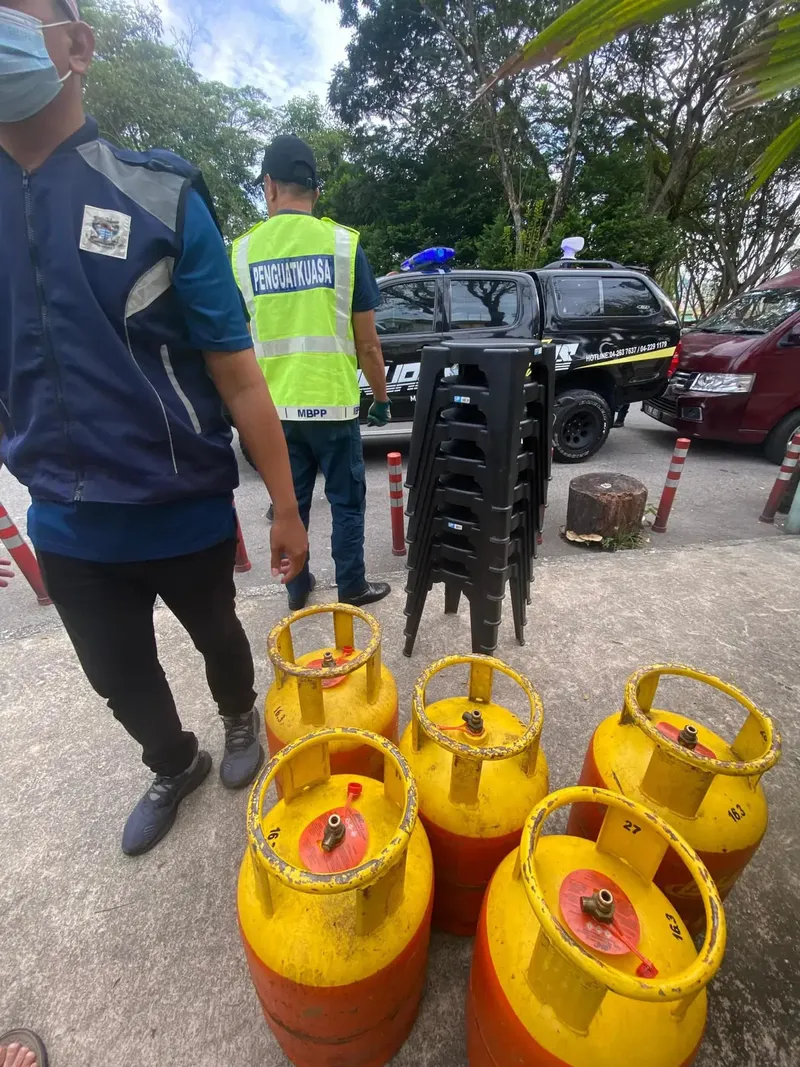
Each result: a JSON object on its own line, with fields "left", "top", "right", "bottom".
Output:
{"left": 387, "top": 452, "right": 407, "bottom": 557}
{"left": 652, "top": 438, "right": 691, "bottom": 534}
{"left": 0, "top": 501, "right": 51, "bottom": 605}
{"left": 235, "top": 515, "right": 252, "bottom": 573}
{"left": 759, "top": 432, "right": 800, "bottom": 524}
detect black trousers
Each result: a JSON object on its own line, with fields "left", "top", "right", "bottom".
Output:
{"left": 38, "top": 539, "right": 256, "bottom": 778}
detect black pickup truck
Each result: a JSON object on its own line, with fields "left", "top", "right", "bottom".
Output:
{"left": 362, "top": 260, "right": 681, "bottom": 461}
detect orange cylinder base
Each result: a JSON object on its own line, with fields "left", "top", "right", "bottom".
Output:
{"left": 420, "top": 813, "right": 521, "bottom": 936}
{"left": 240, "top": 886, "right": 432, "bottom": 1067}
{"left": 267, "top": 706, "right": 399, "bottom": 789}
{"left": 467, "top": 901, "right": 571, "bottom": 1066}
{"left": 466, "top": 900, "right": 703, "bottom": 1067}
{"left": 567, "top": 737, "right": 761, "bottom": 935}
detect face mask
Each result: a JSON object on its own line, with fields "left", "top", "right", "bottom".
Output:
{"left": 0, "top": 6, "right": 72, "bottom": 123}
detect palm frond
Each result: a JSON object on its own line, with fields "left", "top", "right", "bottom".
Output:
{"left": 728, "top": 8, "right": 800, "bottom": 109}
{"left": 748, "top": 113, "right": 800, "bottom": 194}
{"left": 477, "top": 0, "right": 692, "bottom": 96}
{"left": 477, "top": 0, "right": 800, "bottom": 191}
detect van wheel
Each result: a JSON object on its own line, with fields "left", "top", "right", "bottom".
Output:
{"left": 764, "top": 410, "right": 800, "bottom": 465}
{"left": 552, "top": 389, "right": 612, "bottom": 463}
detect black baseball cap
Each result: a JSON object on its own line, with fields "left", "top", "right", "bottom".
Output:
{"left": 259, "top": 135, "right": 318, "bottom": 190}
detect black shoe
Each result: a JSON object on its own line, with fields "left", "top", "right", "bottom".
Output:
{"left": 613, "top": 418, "right": 626, "bottom": 428}
{"left": 266, "top": 503, "right": 274, "bottom": 522}
{"left": 288, "top": 572, "right": 316, "bottom": 612}
{"left": 340, "top": 581, "right": 391, "bottom": 607}
{"left": 122, "top": 751, "right": 212, "bottom": 856}
{"left": 220, "top": 709, "right": 264, "bottom": 790}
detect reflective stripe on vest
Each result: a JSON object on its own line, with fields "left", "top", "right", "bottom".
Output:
{"left": 235, "top": 234, "right": 269, "bottom": 360}
{"left": 333, "top": 225, "right": 353, "bottom": 345}
{"left": 276, "top": 405, "right": 361, "bottom": 421}
{"left": 257, "top": 336, "right": 356, "bottom": 358}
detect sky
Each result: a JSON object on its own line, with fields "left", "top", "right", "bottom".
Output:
{"left": 152, "top": 0, "right": 353, "bottom": 106}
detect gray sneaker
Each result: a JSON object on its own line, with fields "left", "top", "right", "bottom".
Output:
{"left": 220, "top": 709, "right": 264, "bottom": 790}
{"left": 122, "top": 750, "right": 212, "bottom": 856}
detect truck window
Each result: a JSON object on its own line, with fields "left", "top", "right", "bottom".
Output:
{"left": 449, "top": 279, "right": 520, "bottom": 329}
{"left": 375, "top": 281, "right": 437, "bottom": 335}
{"left": 552, "top": 276, "right": 602, "bottom": 317}
{"left": 602, "top": 277, "right": 660, "bottom": 316}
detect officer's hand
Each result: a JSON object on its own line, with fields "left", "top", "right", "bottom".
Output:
{"left": 0, "top": 559, "right": 13, "bottom": 589}
{"left": 367, "top": 400, "right": 392, "bottom": 427}
{"left": 270, "top": 512, "right": 309, "bottom": 584}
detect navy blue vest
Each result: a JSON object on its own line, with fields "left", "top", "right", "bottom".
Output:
{"left": 0, "top": 118, "right": 239, "bottom": 504}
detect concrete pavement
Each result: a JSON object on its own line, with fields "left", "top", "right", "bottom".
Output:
{"left": 2, "top": 407, "right": 799, "bottom": 1065}
{"left": 2, "top": 527, "right": 799, "bottom": 1065}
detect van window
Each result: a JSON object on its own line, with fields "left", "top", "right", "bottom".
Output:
{"left": 697, "top": 289, "right": 800, "bottom": 335}
{"left": 449, "top": 279, "right": 520, "bottom": 329}
{"left": 375, "top": 281, "right": 437, "bottom": 334}
{"left": 602, "top": 277, "right": 660, "bottom": 316}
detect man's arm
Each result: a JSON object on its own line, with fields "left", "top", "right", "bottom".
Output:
{"left": 351, "top": 244, "right": 390, "bottom": 425}
{"left": 205, "top": 349, "right": 307, "bottom": 582}
{"left": 353, "top": 310, "right": 389, "bottom": 403}
{"left": 170, "top": 189, "right": 307, "bottom": 581}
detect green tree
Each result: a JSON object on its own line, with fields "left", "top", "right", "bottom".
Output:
{"left": 484, "top": 0, "right": 800, "bottom": 192}
{"left": 328, "top": 0, "right": 797, "bottom": 303}
{"left": 331, "top": 0, "right": 554, "bottom": 258}
{"left": 324, "top": 127, "right": 510, "bottom": 273}
{"left": 82, "top": 0, "right": 274, "bottom": 239}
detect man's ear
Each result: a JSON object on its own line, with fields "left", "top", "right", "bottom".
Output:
{"left": 68, "top": 21, "right": 95, "bottom": 76}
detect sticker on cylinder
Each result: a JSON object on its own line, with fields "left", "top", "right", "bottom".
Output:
{"left": 299, "top": 801, "right": 369, "bottom": 873}
{"left": 559, "top": 869, "right": 641, "bottom": 956}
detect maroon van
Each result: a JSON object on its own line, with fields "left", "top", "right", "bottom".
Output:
{"left": 644, "top": 269, "right": 800, "bottom": 462}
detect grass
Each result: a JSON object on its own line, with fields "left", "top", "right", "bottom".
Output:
{"left": 600, "top": 529, "right": 650, "bottom": 551}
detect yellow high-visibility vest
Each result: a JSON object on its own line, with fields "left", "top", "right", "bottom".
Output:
{"left": 232, "top": 213, "right": 360, "bottom": 420}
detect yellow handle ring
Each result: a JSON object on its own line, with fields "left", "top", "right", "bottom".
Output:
{"left": 624, "top": 663, "right": 781, "bottom": 777}
{"left": 412, "top": 654, "right": 543, "bottom": 763}
{"left": 520, "top": 786, "right": 726, "bottom": 1003}
{"left": 247, "top": 727, "right": 417, "bottom": 896}
{"left": 267, "top": 602, "right": 381, "bottom": 681}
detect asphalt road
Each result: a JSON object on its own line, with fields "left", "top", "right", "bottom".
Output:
{"left": 0, "top": 404, "right": 785, "bottom": 637}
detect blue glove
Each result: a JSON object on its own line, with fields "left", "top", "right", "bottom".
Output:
{"left": 367, "top": 400, "right": 392, "bottom": 427}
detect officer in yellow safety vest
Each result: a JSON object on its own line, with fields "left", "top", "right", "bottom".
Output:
{"left": 232, "top": 135, "right": 392, "bottom": 611}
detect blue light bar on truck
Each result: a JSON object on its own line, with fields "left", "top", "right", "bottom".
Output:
{"left": 401, "top": 247, "right": 455, "bottom": 272}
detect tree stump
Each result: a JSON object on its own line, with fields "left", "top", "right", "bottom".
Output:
{"left": 566, "top": 473, "right": 647, "bottom": 539}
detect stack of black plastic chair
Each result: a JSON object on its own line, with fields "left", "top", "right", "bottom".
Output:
{"left": 403, "top": 340, "right": 555, "bottom": 657}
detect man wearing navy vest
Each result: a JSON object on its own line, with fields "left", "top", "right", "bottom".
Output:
{"left": 0, "top": 0, "right": 308, "bottom": 855}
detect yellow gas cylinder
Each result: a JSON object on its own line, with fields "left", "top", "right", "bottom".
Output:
{"left": 467, "top": 787, "right": 727, "bottom": 1067}
{"left": 238, "top": 727, "right": 434, "bottom": 1067}
{"left": 265, "top": 604, "right": 398, "bottom": 781}
{"left": 567, "top": 664, "right": 781, "bottom": 934}
{"left": 398, "top": 654, "right": 549, "bottom": 936}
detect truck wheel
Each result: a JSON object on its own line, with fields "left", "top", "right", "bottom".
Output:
{"left": 764, "top": 410, "right": 800, "bottom": 465}
{"left": 552, "top": 389, "right": 612, "bottom": 463}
